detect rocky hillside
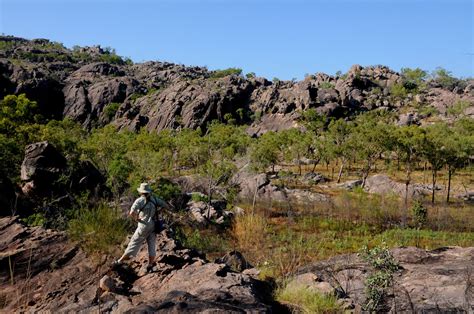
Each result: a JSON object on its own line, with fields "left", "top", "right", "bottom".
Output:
{"left": 1, "top": 35, "right": 473, "bottom": 134}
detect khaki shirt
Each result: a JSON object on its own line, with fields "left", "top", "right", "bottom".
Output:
{"left": 130, "top": 195, "right": 167, "bottom": 225}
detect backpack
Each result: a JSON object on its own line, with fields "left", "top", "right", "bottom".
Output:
{"left": 139, "top": 196, "right": 165, "bottom": 233}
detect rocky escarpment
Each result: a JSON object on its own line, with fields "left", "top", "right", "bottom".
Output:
{"left": 0, "top": 216, "right": 276, "bottom": 313}
{"left": 1, "top": 35, "right": 473, "bottom": 134}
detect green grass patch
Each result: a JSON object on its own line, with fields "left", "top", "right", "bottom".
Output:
{"left": 276, "top": 283, "right": 341, "bottom": 313}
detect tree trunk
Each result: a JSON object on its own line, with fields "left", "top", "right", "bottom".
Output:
{"left": 361, "top": 160, "right": 372, "bottom": 188}
{"left": 252, "top": 177, "right": 258, "bottom": 215}
{"left": 403, "top": 163, "right": 411, "bottom": 227}
{"left": 337, "top": 159, "right": 345, "bottom": 183}
{"left": 311, "top": 158, "right": 321, "bottom": 173}
{"left": 447, "top": 167, "right": 452, "bottom": 203}
{"left": 423, "top": 162, "right": 427, "bottom": 184}
{"left": 431, "top": 169, "right": 437, "bottom": 204}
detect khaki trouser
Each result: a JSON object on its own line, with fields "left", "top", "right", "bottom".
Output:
{"left": 123, "top": 221, "right": 156, "bottom": 257}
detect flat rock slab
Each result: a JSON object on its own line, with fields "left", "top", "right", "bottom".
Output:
{"left": 294, "top": 246, "right": 474, "bottom": 312}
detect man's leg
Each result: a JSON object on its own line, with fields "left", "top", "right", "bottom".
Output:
{"left": 117, "top": 227, "right": 144, "bottom": 264}
{"left": 146, "top": 231, "right": 157, "bottom": 266}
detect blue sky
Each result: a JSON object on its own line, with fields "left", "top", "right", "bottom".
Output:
{"left": 0, "top": 0, "right": 472, "bottom": 80}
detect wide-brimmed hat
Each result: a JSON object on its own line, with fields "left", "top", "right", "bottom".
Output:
{"left": 137, "top": 183, "right": 152, "bottom": 194}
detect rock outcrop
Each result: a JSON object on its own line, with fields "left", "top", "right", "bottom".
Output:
{"left": 0, "top": 216, "right": 275, "bottom": 312}
{"left": 293, "top": 246, "right": 474, "bottom": 312}
{"left": 20, "top": 141, "right": 67, "bottom": 197}
{"left": 1, "top": 35, "right": 472, "bottom": 134}
{"left": 364, "top": 174, "right": 440, "bottom": 198}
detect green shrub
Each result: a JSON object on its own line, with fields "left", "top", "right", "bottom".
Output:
{"left": 411, "top": 200, "right": 427, "bottom": 228}
{"left": 433, "top": 67, "right": 458, "bottom": 90}
{"left": 68, "top": 204, "right": 129, "bottom": 255}
{"left": 390, "top": 83, "right": 408, "bottom": 99}
{"left": 319, "top": 81, "right": 335, "bottom": 89}
{"left": 150, "top": 178, "right": 182, "bottom": 202}
{"left": 210, "top": 68, "right": 242, "bottom": 79}
{"left": 22, "top": 212, "right": 46, "bottom": 227}
{"left": 245, "top": 72, "right": 256, "bottom": 79}
{"left": 447, "top": 100, "right": 470, "bottom": 117}
{"left": 361, "top": 244, "right": 399, "bottom": 311}
{"left": 191, "top": 193, "right": 209, "bottom": 203}
{"left": 103, "top": 102, "right": 120, "bottom": 120}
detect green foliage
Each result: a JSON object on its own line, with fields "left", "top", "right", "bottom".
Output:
{"left": 361, "top": 244, "right": 399, "bottom": 311}
{"left": 210, "top": 68, "right": 242, "bottom": 79}
{"left": 245, "top": 72, "right": 256, "bottom": 79}
{"left": 301, "top": 109, "right": 327, "bottom": 133}
{"left": 400, "top": 67, "right": 428, "bottom": 91}
{"left": 0, "top": 40, "right": 18, "bottom": 51}
{"left": 390, "top": 83, "right": 408, "bottom": 99}
{"left": 0, "top": 94, "right": 42, "bottom": 134}
{"left": 206, "top": 122, "right": 251, "bottom": 158}
{"left": 107, "top": 155, "right": 134, "bottom": 195}
{"left": 103, "top": 102, "right": 121, "bottom": 120}
{"left": 433, "top": 67, "right": 458, "bottom": 90}
{"left": 191, "top": 193, "right": 210, "bottom": 203}
{"left": 0, "top": 134, "right": 22, "bottom": 178}
{"left": 236, "top": 108, "right": 245, "bottom": 121}
{"left": 447, "top": 100, "right": 470, "bottom": 117}
{"left": 319, "top": 81, "right": 335, "bottom": 89}
{"left": 223, "top": 112, "right": 236, "bottom": 124}
{"left": 68, "top": 204, "right": 129, "bottom": 255}
{"left": 150, "top": 178, "right": 182, "bottom": 202}
{"left": 250, "top": 131, "right": 283, "bottom": 172}
{"left": 411, "top": 200, "right": 427, "bottom": 228}
{"left": 81, "top": 125, "right": 134, "bottom": 173}
{"left": 22, "top": 212, "right": 46, "bottom": 227}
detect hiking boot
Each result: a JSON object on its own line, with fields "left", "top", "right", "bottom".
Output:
{"left": 111, "top": 260, "right": 123, "bottom": 269}
{"left": 146, "top": 263, "right": 156, "bottom": 273}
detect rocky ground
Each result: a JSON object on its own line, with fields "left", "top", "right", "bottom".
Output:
{"left": 0, "top": 216, "right": 277, "bottom": 313}
{"left": 293, "top": 246, "right": 474, "bottom": 312}
{"left": 2, "top": 216, "right": 473, "bottom": 312}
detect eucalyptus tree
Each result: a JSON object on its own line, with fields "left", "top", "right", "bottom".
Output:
{"left": 393, "top": 125, "right": 427, "bottom": 225}
{"left": 352, "top": 112, "right": 393, "bottom": 187}
{"left": 326, "top": 118, "right": 354, "bottom": 183}
{"left": 442, "top": 120, "right": 474, "bottom": 202}
{"left": 423, "top": 123, "right": 448, "bottom": 203}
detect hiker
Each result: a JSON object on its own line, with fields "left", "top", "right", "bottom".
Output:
{"left": 114, "top": 183, "right": 171, "bottom": 271}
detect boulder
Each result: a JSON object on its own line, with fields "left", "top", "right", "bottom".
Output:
{"left": 186, "top": 200, "right": 232, "bottom": 226}
{"left": 364, "top": 174, "right": 433, "bottom": 198}
{"left": 215, "top": 251, "right": 252, "bottom": 272}
{"left": 337, "top": 179, "right": 362, "bottom": 190}
{"left": 70, "top": 160, "right": 107, "bottom": 196}
{"left": 397, "top": 112, "right": 420, "bottom": 126}
{"left": 303, "top": 172, "right": 328, "bottom": 184}
{"left": 20, "top": 141, "right": 67, "bottom": 197}
{"left": 457, "top": 191, "right": 474, "bottom": 203}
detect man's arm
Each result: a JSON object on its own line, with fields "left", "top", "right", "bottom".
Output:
{"left": 154, "top": 196, "right": 173, "bottom": 211}
{"left": 129, "top": 197, "right": 146, "bottom": 220}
